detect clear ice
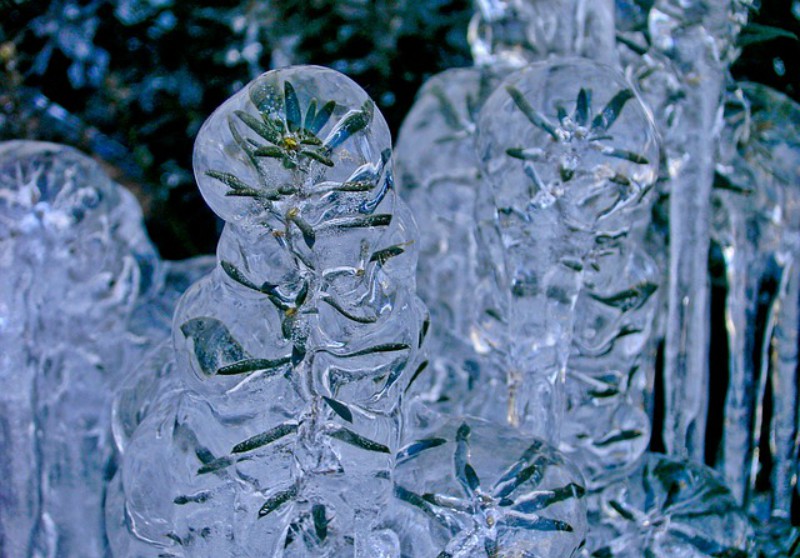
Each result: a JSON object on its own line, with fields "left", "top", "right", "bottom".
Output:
{"left": 392, "top": 417, "right": 587, "bottom": 557}
{"left": 583, "top": 453, "right": 753, "bottom": 557}
{"left": 0, "top": 140, "right": 161, "bottom": 557}
{"left": 715, "top": 82, "right": 800, "bottom": 514}
{"left": 107, "top": 66, "right": 428, "bottom": 557}
{"left": 0, "top": 1, "right": 797, "bottom": 556}
{"left": 475, "top": 59, "right": 659, "bottom": 442}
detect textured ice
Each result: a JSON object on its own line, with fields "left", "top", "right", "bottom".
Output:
{"left": 468, "top": 0, "right": 618, "bottom": 68}
{"left": 623, "top": 0, "right": 752, "bottom": 460}
{"left": 583, "top": 453, "right": 753, "bottom": 557}
{"left": 0, "top": 140, "right": 160, "bottom": 557}
{"left": 563, "top": 237, "right": 660, "bottom": 487}
{"left": 392, "top": 417, "right": 587, "bottom": 557}
{"left": 714, "top": 82, "right": 800, "bottom": 511}
{"left": 474, "top": 59, "right": 659, "bottom": 442}
{"left": 395, "top": 67, "right": 500, "bottom": 423}
{"left": 108, "top": 66, "right": 428, "bottom": 557}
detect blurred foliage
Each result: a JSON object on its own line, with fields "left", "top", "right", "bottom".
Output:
{"left": 0, "top": 0, "right": 471, "bottom": 257}
{"left": 0, "top": 0, "right": 797, "bottom": 258}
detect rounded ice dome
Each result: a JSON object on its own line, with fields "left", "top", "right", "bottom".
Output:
{"left": 393, "top": 417, "right": 587, "bottom": 557}
{"left": 477, "top": 58, "right": 659, "bottom": 229}
{"left": 585, "top": 453, "right": 753, "bottom": 557}
{"left": 0, "top": 140, "right": 125, "bottom": 232}
{"left": 194, "top": 65, "right": 392, "bottom": 225}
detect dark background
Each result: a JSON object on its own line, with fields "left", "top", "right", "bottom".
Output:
{"left": 0, "top": 0, "right": 798, "bottom": 259}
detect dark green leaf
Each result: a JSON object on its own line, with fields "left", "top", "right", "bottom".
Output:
{"left": 668, "top": 528, "right": 748, "bottom": 557}
{"left": 173, "top": 491, "right": 211, "bottom": 505}
{"left": 197, "top": 456, "right": 234, "bottom": 475}
{"left": 312, "top": 504, "right": 328, "bottom": 541}
{"left": 454, "top": 422, "right": 478, "bottom": 494}
{"left": 258, "top": 486, "right": 297, "bottom": 518}
{"left": 493, "top": 443, "right": 551, "bottom": 499}
{"left": 292, "top": 343, "right": 306, "bottom": 366}
{"left": 608, "top": 499, "right": 636, "bottom": 521}
{"left": 310, "top": 100, "right": 336, "bottom": 134}
{"left": 502, "top": 482, "right": 585, "bottom": 513}
{"left": 205, "top": 170, "right": 251, "bottom": 192}
{"left": 738, "top": 23, "right": 798, "bottom": 47}
{"left": 332, "top": 181, "right": 375, "bottom": 192}
{"left": 419, "top": 313, "right": 431, "bottom": 347}
{"left": 301, "top": 148, "right": 334, "bottom": 167}
{"left": 327, "top": 427, "right": 390, "bottom": 453}
{"left": 294, "top": 280, "right": 310, "bottom": 308}
{"left": 324, "top": 100, "right": 374, "bottom": 149}
{"left": 231, "top": 422, "right": 298, "bottom": 454}
{"left": 431, "top": 86, "right": 464, "bottom": 131}
{"left": 506, "top": 86, "right": 558, "bottom": 140}
{"left": 506, "top": 147, "right": 543, "bottom": 161}
{"left": 289, "top": 214, "right": 316, "bottom": 248}
{"left": 592, "top": 89, "right": 634, "bottom": 131}
{"left": 404, "top": 360, "right": 429, "bottom": 394}
{"left": 394, "top": 484, "right": 436, "bottom": 516}
{"left": 575, "top": 88, "right": 592, "bottom": 126}
{"left": 284, "top": 81, "right": 302, "bottom": 132}
{"left": 304, "top": 99, "right": 318, "bottom": 131}
{"left": 221, "top": 260, "right": 260, "bottom": 291}
{"left": 236, "top": 110, "right": 281, "bottom": 145}
{"left": 225, "top": 188, "right": 277, "bottom": 199}
{"left": 217, "top": 356, "right": 291, "bottom": 376}
{"left": 254, "top": 145, "right": 286, "bottom": 159}
{"left": 596, "top": 145, "right": 649, "bottom": 164}
{"left": 323, "top": 396, "right": 353, "bottom": 423}
{"left": 319, "top": 214, "right": 392, "bottom": 230}
{"left": 396, "top": 438, "right": 447, "bottom": 464}
{"left": 594, "top": 429, "right": 643, "bottom": 447}
{"left": 229, "top": 116, "right": 260, "bottom": 169}
{"left": 320, "top": 294, "right": 378, "bottom": 324}
{"left": 331, "top": 343, "right": 410, "bottom": 358}
{"left": 369, "top": 244, "right": 407, "bottom": 265}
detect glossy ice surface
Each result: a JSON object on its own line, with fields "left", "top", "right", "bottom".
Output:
{"left": 108, "top": 66, "right": 428, "bottom": 557}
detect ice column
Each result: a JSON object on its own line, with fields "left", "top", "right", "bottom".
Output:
{"left": 475, "top": 59, "right": 659, "bottom": 443}
{"left": 0, "top": 141, "right": 158, "bottom": 558}
{"left": 715, "top": 82, "right": 800, "bottom": 512}
{"left": 107, "top": 66, "right": 427, "bottom": 557}
{"left": 645, "top": 0, "right": 752, "bottom": 460}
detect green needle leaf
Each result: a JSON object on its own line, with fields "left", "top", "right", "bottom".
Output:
{"left": 322, "top": 396, "right": 354, "bottom": 423}
{"left": 506, "top": 86, "right": 558, "bottom": 140}
{"left": 592, "top": 89, "right": 634, "bottom": 132}
{"left": 327, "top": 427, "right": 390, "bottom": 453}
{"left": 284, "top": 81, "right": 302, "bottom": 132}
{"left": 258, "top": 486, "right": 297, "bottom": 518}
{"left": 231, "top": 422, "right": 298, "bottom": 454}
{"left": 216, "top": 356, "right": 292, "bottom": 376}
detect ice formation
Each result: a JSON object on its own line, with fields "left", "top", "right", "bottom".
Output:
{"left": 393, "top": 417, "right": 587, "bottom": 557}
{"left": 108, "top": 66, "right": 428, "bottom": 557}
{"left": 0, "top": 140, "right": 160, "bottom": 557}
{"left": 0, "top": 2, "right": 796, "bottom": 556}
{"left": 583, "top": 453, "right": 753, "bottom": 557}
{"left": 715, "top": 82, "right": 800, "bottom": 515}
{"left": 475, "top": 59, "right": 659, "bottom": 443}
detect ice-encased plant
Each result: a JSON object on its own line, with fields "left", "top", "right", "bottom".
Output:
{"left": 474, "top": 59, "right": 659, "bottom": 443}
{"left": 0, "top": 140, "right": 159, "bottom": 557}
{"left": 582, "top": 453, "right": 753, "bottom": 557}
{"left": 392, "top": 417, "right": 587, "bottom": 557}
{"left": 107, "top": 66, "right": 428, "bottom": 557}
